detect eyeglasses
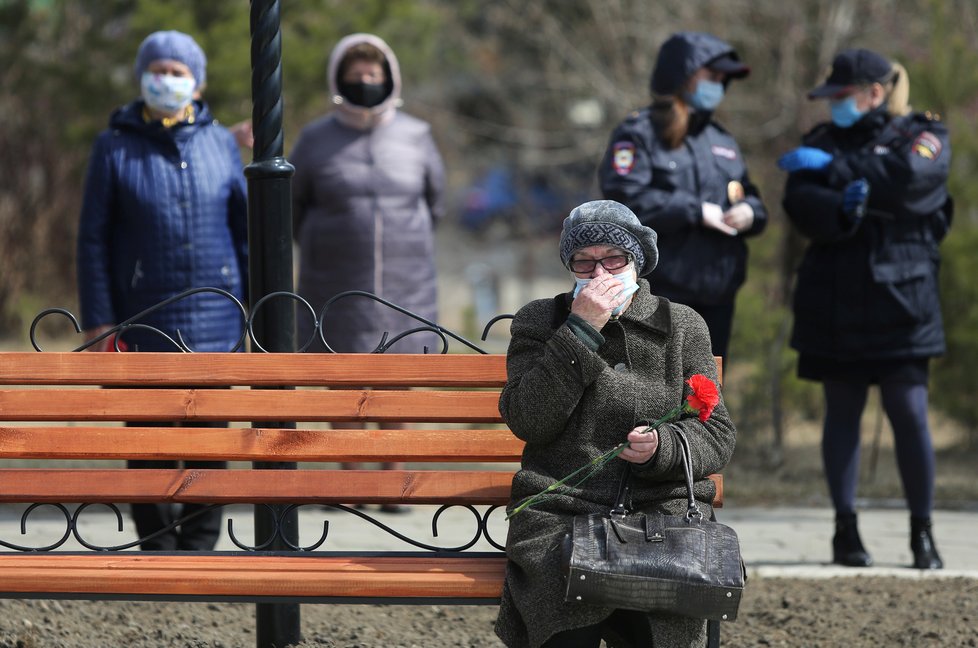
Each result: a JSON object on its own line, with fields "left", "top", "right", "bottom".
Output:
{"left": 568, "top": 254, "right": 632, "bottom": 273}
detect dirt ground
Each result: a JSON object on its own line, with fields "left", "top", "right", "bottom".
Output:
{"left": 2, "top": 435, "right": 975, "bottom": 647}
{"left": 0, "top": 576, "right": 976, "bottom": 647}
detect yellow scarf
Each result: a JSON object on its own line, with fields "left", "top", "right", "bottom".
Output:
{"left": 143, "top": 103, "right": 196, "bottom": 128}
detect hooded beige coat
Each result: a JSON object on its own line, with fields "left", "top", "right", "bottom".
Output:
{"left": 291, "top": 34, "right": 445, "bottom": 352}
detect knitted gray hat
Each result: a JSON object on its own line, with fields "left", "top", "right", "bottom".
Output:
{"left": 134, "top": 30, "right": 207, "bottom": 88}
{"left": 559, "top": 200, "right": 659, "bottom": 276}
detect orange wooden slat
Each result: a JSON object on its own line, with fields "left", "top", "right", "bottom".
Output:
{"left": 0, "top": 555, "right": 508, "bottom": 599}
{"left": 0, "top": 554, "right": 509, "bottom": 573}
{"left": 710, "top": 473, "right": 723, "bottom": 508}
{"left": 0, "top": 352, "right": 720, "bottom": 387}
{"left": 0, "top": 426, "right": 523, "bottom": 462}
{"left": 0, "top": 389, "right": 504, "bottom": 423}
{"left": 0, "top": 353, "right": 507, "bottom": 387}
{"left": 0, "top": 469, "right": 515, "bottom": 505}
{"left": 0, "top": 469, "right": 721, "bottom": 508}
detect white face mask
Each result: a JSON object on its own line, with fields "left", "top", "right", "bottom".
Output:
{"left": 572, "top": 269, "right": 640, "bottom": 316}
{"left": 141, "top": 72, "right": 196, "bottom": 114}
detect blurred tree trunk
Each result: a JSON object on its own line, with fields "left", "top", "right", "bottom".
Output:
{"left": 0, "top": 0, "right": 127, "bottom": 336}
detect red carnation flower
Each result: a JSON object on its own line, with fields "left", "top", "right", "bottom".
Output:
{"left": 685, "top": 374, "right": 720, "bottom": 422}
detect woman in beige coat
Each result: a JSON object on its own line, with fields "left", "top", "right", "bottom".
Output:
{"left": 291, "top": 33, "right": 445, "bottom": 354}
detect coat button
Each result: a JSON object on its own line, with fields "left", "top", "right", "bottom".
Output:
{"left": 180, "top": 161, "right": 188, "bottom": 169}
{"left": 668, "top": 161, "right": 677, "bottom": 169}
{"left": 614, "top": 363, "right": 627, "bottom": 372}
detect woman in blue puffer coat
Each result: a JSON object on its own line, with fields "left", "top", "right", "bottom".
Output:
{"left": 76, "top": 30, "right": 248, "bottom": 552}
{"left": 77, "top": 30, "right": 248, "bottom": 354}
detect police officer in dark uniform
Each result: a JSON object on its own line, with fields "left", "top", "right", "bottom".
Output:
{"left": 779, "top": 48, "right": 951, "bottom": 570}
{"left": 599, "top": 31, "right": 767, "bottom": 361}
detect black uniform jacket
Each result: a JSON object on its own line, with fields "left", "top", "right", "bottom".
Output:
{"left": 599, "top": 108, "right": 767, "bottom": 305}
{"left": 783, "top": 107, "right": 952, "bottom": 361}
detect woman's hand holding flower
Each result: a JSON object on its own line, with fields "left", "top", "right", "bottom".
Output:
{"left": 620, "top": 426, "right": 659, "bottom": 464}
{"left": 506, "top": 374, "right": 719, "bottom": 519}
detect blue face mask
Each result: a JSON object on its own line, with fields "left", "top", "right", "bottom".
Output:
{"left": 685, "top": 79, "right": 725, "bottom": 112}
{"left": 830, "top": 96, "right": 866, "bottom": 128}
{"left": 572, "top": 269, "right": 640, "bottom": 316}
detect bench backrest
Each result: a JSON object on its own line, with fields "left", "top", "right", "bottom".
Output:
{"left": 0, "top": 352, "right": 721, "bottom": 509}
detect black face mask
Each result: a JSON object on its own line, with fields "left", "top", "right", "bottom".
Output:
{"left": 338, "top": 81, "right": 388, "bottom": 108}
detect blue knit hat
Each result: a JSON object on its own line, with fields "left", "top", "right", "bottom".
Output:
{"left": 134, "top": 30, "right": 207, "bottom": 88}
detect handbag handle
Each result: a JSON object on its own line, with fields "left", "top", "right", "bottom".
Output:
{"left": 673, "top": 427, "right": 703, "bottom": 521}
{"left": 609, "top": 426, "right": 702, "bottom": 520}
{"left": 609, "top": 463, "right": 632, "bottom": 517}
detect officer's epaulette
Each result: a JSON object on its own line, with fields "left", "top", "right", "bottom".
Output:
{"left": 915, "top": 110, "right": 942, "bottom": 122}
{"left": 710, "top": 120, "right": 731, "bottom": 135}
{"left": 800, "top": 121, "right": 833, "bottom": 144}
{"left": 805, "top": 122, "right": 833, "bottom": 137}
{"left": 622, "top": 107, "right": 648, "bottom": 123}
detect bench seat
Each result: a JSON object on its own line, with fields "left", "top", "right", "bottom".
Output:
{"left": 0, "top": 553, "right": 510, "bottom": 601}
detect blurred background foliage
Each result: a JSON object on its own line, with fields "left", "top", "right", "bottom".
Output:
{"left": 2, "top": 0, "right": 978, "bottom": 451}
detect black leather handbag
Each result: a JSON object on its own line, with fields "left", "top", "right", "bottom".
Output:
{"left": 561, "top": 428, "right": 746, "bottom": 621}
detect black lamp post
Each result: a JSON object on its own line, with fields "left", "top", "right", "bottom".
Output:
{"left": 246, "top": 1, "right": 299, "bottom": 647}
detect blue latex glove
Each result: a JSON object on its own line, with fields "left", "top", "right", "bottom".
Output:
{"left": 842, "top": 179, "right": 870, "bottom": 219}
{"left": 777, "top": 146, "right": 834, "bottom": 172}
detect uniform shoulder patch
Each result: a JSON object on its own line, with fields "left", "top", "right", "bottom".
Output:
{"left": 912, "top": 131, "right": 942, "bottom": 160}
{"left": 711, "top": 144, "right": 738, "bottom": 161}
{"left": 612, "top": 141, "right": 636, "bottom": 176}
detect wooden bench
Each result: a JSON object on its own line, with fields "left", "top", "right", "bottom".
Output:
{"left": 0, "top": 351, "right": 723, "bottom": 642}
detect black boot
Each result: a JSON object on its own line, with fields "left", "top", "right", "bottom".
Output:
{"left": 910, "top": 517, "right": 944, "bottom": 570}
{"left": 832, "top": 512, "right": 873, "bottom": 567}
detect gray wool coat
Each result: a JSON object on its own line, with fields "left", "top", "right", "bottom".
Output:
{"left": 291, "top": 35, "right": 446, "bottom": 353}
{"left": 494, "top": 280, "right": 736, "bottom": 648}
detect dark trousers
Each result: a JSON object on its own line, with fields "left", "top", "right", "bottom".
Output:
{"left": 540, "top": 609, "right": 651, "bottom": 647}
{"left": 822, "top": 380, "right": 935, "bottom": 518}
{"left": 126, "top": 420, "right": 227, "bottom": 551}
{"left": 657, "top": 296, "right": 734, "bottom": 361}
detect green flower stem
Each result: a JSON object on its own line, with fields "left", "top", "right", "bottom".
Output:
{"left": 505, "top": 443, "right": 627, "bottom": 519}
{"left": 506, "top": 404, "right": 689, "bottom": 519}
{"left": 507, "top": 446, "right": 632, "bottom": 513}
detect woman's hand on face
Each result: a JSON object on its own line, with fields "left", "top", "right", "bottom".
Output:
{"left": 570, "top": 274, "right": 625, "bottom": 330}
{"left": 621, "top": 426, "right": 659, "bottom": 464}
